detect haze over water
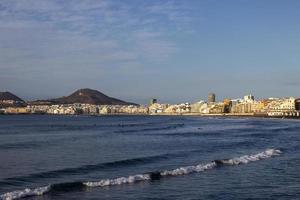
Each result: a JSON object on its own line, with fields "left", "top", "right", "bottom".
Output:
{"left": 0, "top": 115, "right": 299, "bottom": 200}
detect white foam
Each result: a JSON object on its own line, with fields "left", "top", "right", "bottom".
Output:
{"left": 1, "top": 149, "right": 282, "bottom": 198}
{"left": 84, "top": 174, "right": 150, "bottom": 187}
{"left": 84, "top": 149, "right": 281, "bottom": 187}
{"left": 0, "top": 185, "right": 50, "bottom": 200}
{"left": 221, "top": 149, "right": 282, "bottom": 165}
{"left": 162, "top": 149, "right": 281, "bottom": 176}
{"left": 161, "top": 162, "right": 217, "bottom": 176}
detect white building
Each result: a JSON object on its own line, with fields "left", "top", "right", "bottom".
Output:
{"left": 243, "top": 94, "right": 254, "bottom": 103}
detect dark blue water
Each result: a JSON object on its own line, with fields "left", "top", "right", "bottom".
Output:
{"left": 0, "top": 115, "right": 299, "bottom": 200}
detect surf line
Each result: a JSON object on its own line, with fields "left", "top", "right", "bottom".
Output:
{"left": 0, "top": 149, "right": 282, "bottom": 200}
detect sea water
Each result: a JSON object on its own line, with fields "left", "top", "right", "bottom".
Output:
{"left": 0, "top": 115, "right": 299, "bottom": 200}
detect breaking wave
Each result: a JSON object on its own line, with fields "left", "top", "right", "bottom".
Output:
{"left": 0, "top": 186, "right": 50, "bottom": 200}
{"left": 2, "top": 154, "right": 171, "bottom": 185}
{"left": 0, "top": 149, "right": 282, "bottom": 200}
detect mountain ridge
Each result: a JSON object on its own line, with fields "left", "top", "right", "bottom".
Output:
{"left": 30, "top": 88, "right": 137, "bottom": 105}
{"left": 0, "top": 91, "right": 25, "bottom": 108}
{"left": 0, "top": 91, "right": 24, "bottom": 102}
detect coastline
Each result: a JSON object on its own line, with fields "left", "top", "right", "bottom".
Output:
{"left": 1, "top": 112, "right": 300, "bottom": 120}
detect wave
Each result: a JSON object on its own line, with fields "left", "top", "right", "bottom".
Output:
{"left": 2, "top": 154, "right": 171, "bottom": 185}
{"left": 0, "top": 141, "right": 43, "bottom": 150}
{"left": 0, "top": 149, "right": 282, "bottom": 200}
{"left": 115, "top": 124, "right": 185, "bottom": 133}
{"left": 0, "top": 186, "right": 50, "bottom": 200}
{"left": 85, "top": 148, "right": 282, "bottom": 185}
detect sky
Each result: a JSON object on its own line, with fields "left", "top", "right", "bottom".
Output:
{"left": 0, "top": 0, "right": 300, "bottom": 104}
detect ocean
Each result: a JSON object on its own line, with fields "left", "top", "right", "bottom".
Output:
{"left": 0, "top": 115, "right": 299, "bottom": 200}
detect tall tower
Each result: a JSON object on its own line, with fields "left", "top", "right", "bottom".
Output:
{"left": 150, "top": 98, "right": 157, "bottom": 105}
{"left": 208, "top": 93, "right": 216, "bottom": 103}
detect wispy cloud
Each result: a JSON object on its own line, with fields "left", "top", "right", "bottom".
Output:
{"left": 1, "top": 0, "right": 298, "bottom": 102}
{"left": 0, "top": 0, "right": 198, "bottom": 100}
{"left": 0, "top": 0, "right": 195, "bottom": 72}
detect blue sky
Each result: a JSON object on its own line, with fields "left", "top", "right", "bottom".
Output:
{"left": 0, "top": 0, "right": 299, "bottom": 104}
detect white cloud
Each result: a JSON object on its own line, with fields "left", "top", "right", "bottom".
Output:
{"left": 0, "top": 0, "right": 297, "bottom": 102}
{"left": 0, "top": 0, "right": 196, "bottom": 83}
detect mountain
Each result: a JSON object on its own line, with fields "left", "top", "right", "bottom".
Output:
{"left": 0, "top": 91, "right": 24, "bottom": 102}
{"left": 0, "top": 91, "right": 25, "bottom": 108}
{"left": 31, "top": 88, "right": 137, "bottom": 105}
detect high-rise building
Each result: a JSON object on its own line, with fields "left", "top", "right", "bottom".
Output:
{"left": 208, "top": 93, "right": 216, "bottom": 103}
{"left": 150, "top": 98, "right": 157, "bottom": 105}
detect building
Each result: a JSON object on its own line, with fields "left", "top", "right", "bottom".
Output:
{"left": 190, "top": 101, "right": 205, "bottom": 113}
{"left": 150, "top": 98, "right": 157, "bottom": 105}
{"left": 207, "top": 102, "right": 225, "bottom": 114}
{"left": 5, "top": 107, "right": 29, "bottom": 114}
{"left": 268, "top": 97, "right": 295, "bottom": 111}
{"left": 296, "top": 99, "right": 300, "bottom": 111}
{"left": 244, "top": 94, "right": 254, "bottom": 102}
{"left": 149, "top": 103, "right": 168, "bottom": 114}
{"left": 208, "top": 93, "right": 216, "bottom": 103}
{"left": 99, "top": 106, "right": 111, "bottom": 114}
{"left": 231, "top": 102, "right": 256, "bottom": 113}
{"left": 266, "top": 97, "right": 296, "bottom": 116}
{"left": 0, "top": 100, "right": 26, "bottom": 108}
{"left": 223, "top": 99, "right": 232, "bottom": 113}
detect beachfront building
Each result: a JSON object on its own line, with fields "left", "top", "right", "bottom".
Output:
{"left": 230, "top": 101, "right": 265, "bottom": 114}
{"left": 244, "top": 94, "right": 255, "bottom": 102}
{"left": 190, "top": 101, "right": 206, "bottom": 113}
{"left": 148, "top": 103, "right": 168, "bottom": 114}
{"left": 208, "top": 93, "right": 216, "bottom": 103}
{"left": 117, "top": 105, "right": 148, "bottom": 114}
{"left": 4, "top": 107, "right": 30, "bottom": 114}
{"left": 296, "top": 99, "right": 300, "bottom": 111}
{"left": 267, "top": 97, "right": 296, "bottom": 116}
{"left": 99, "top": 106, "right": 111, "bottom": 114}
{"left": 27, "top": 105, "right": 50, "bottom": 114}
{"left": 0, "top": 100, "right": 26, "bottom": 108}
{"left": 164, "top": 103, "right": 191, "bottom": 114}
{"left": 195, "top": 102, "right": 225, "bottom": 114}
{"left": 150, "top": 98, "right": 157, "bottom": 105}
{"left": 229, "top": 95, "right": 262, "bottom": 114}
{"left": 267, "top": 97, "right": 295, "bottom": 111}
{"left": 46, "top": 105, "right": 78, "bottom": 115}
{"left": 207, "top": 102, "right": 225, "bottom": 114}
{"left": 25, "top": 104, "right": 149, "bottom": 115}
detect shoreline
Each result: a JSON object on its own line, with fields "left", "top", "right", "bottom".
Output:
{"left": 1, "top": 112, "right": 300, "bottom": 120}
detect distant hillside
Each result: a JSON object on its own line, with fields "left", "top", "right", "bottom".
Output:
{"left": 30, "top": 88, "right": 137, "bottom": 105}
{"left": 0, "top": 91, "right": 25, "bottom": 108}
{"left": 0, "top": 91, "right": 24, "bottom": 102}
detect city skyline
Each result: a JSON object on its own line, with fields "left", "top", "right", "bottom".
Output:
{"left": 0, "top": 87, "right": 299, "bottom": 106}
{"left": 1, "top": 0, "right": 300, "bottom": 104}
